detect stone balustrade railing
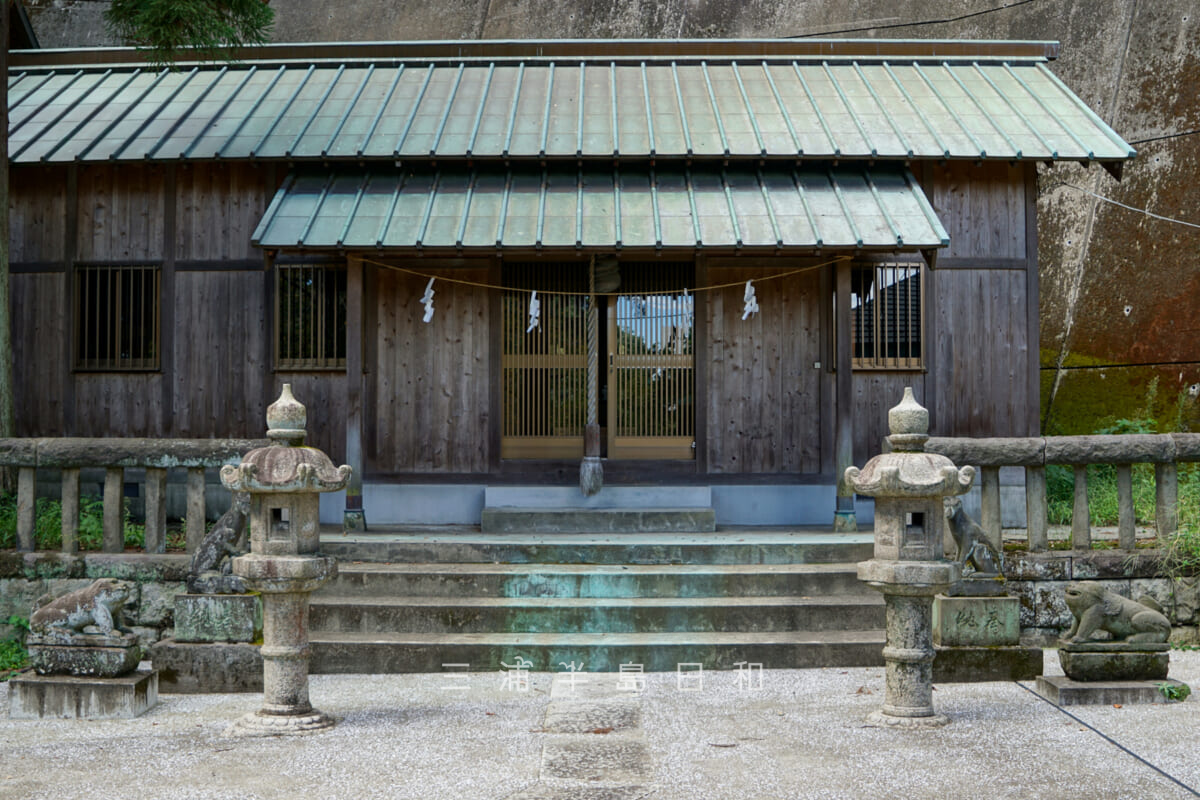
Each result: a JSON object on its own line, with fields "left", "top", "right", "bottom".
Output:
{"left": 0, "top": 438, "right": 267, "bottom": 554}
{"left": 925, "top": 434, "right": 1200, "bottom": 552}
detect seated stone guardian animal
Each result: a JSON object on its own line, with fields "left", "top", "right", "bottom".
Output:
{"left": 1062, "top": 582, "right": 1171, "bottom": 644}
{"left": 943, "top": 496, "right": 1002, "bottom": 576}
{"left": 30, "top": 578, "right": 134, "bottom": 643}
{"left": 187, "top": 491, "right": 251, "bottom": 594}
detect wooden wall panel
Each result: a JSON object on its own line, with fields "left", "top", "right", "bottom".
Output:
{"left": 925, "top": 161, "right": 1026, "bottom": 262}
{"left": 931, "top": 269, "right": 1032, "bottom": 438}
{"left": 9, "top": 166, "right": 66, "bottom": 264}
{"left": 273, "top": 374, "right": 347, "bottom": 463}
{"left": 76, "top": 164, "right": 165, "bottom": 262}
{"left": 705, "top": 265, "right": 822, "bottom": 474}
{"left": 851, "top": 373, "right": 924, "bottom": 465}
{"left": 73, "top": 375, "right": 164, "bottom": 437}
{"left": 11, "top": 274, "right": 66, "bottom": 435}
{"left": 175, "top": 163, "right": 271, "bottom": 263}
{"left": 372, "top": 266, "right": 491, "bottom": 473}
{"left": 172, "top": 271, "right": 268, "bottom": 439}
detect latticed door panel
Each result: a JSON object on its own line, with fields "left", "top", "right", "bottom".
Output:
{"left": 608, "top": 263, "right": 695, "bottom": 460}
{"left": 501, "top": 263, "right": 588, "bottom": 459}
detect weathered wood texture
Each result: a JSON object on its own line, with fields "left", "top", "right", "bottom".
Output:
{"left": 851, "top": 373, "right": 924, "bottom": 465}
{"left": 704, "top": 266, "right": 822, "bottom": 473}
{"left": 175, "top": 163, "right": 272, "bottom": 263}
{"left": 11, "top": 273, "right": 66, "bottom": 435}
{"left": 926, "top": 161, "right": 1026, "bottom": 262}
{"left": 10, "top": 165, "right": 66, "bottom": 263}
{"left": 370, "top": 266, "right": 491, "bottom": 473}
{"left": 77, "top": 164, "right": 166, "bottom": 262}
{"left": 275, "top": 373, "right": 347, "bottom": 463}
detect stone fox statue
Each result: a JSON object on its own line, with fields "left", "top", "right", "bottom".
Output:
{"left": 943, "top": 496, "right": 1002, "bottom": 576}
{"left": 1063, "top": 582, "right": 1171, "bottom": 644}
{"left": 30, "top": 578, "right": 134, "bottom": 638}
{"left": 187, "top": 492, "right": 250, "bottom": 594}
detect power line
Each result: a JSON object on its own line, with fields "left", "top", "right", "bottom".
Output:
{"left": 787, "top": 0, "right": 1039, "bottom": 39}
{"left": 1053, "top": 181, "right": 1200, "bottom": 230}
{"left": 1128, "top": 129, "right": 1200, "bottom": 146}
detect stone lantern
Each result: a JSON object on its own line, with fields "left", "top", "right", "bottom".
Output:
{"left": 845, "top": 388, "right": 974, "bottom": 727}
{"left": 221, "top": 384, "right": 351, "bottom": 735}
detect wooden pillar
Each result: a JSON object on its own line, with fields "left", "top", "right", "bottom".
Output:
{"left": 185, "top": 467, "right": 206, "bottom": 552}
{"left": 833, "top": 260, "right": 855, "bottom": 531}
{"left": 1024, "top": 465, "right": 1048, "bottom": 552}
{"left": 144, "top": 467, "right": 168, "bottom": 554}
{"left": 60, "top": 468, "right": 80, "bottom": 554}
{"left": 1071, "top": 465, "right": 1091, "bottom": 550}
{"left": 16, "top": 467, "right": 35, "bottom": 552}
{"left": 344, "top": 255, "right": 366, "bottom": 531}
{"left": 102, "top": 467, "right": 124, "bottom": 553}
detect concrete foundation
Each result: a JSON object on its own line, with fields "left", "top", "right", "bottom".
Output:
{"left": 8, "top": 670, "right": 158, "bottom": 719}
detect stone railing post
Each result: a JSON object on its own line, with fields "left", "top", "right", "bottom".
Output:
{"left": 1024, "top": 465, "right": 1048, "bottom": 552}
{"left": 1115, "top": 464, "right": 1135, "bottom": 551}
{"left": 16, "top": 467, "right": 35, "bottom": 552}
{"left": 1071, "top": 466, "right": 1090, "bottom": 550}
{"left": 1155, "top": 462, "right": 1178, "bottom": 539}
{"left": 186, "top": 467, "right": 207, "bottom": 553}
{"left": 103, "top": 467, "right": 124, "bottom": 553}
{"left": 144, "top": 467, "right": 168, "bottom": 554}
{"left": 60, "top": 468, "right": 81, "bottom": 553}
{"left": 980, "top": 466, "right": 1002, "bottom": 552}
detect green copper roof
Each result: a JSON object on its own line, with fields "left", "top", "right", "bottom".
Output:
{"left": 7, "top": 46, "right": 1133, "bottom": 165}
{"left": 252, "top": 164, "right": 948, "bottom": 252}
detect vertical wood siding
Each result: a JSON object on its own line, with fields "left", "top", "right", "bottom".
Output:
{"left": 175, "top": 163, "right": 271, "bottom": 263}
{"left": 371, "top": 266, "right": 491, "bottom": 473}
{"left": 926, "top": 161, "right": 1026, "bottom": 261}
{"left": 11, "top": 274, "right": 66, "bottom": 435}
{"left": 77, "top": 164, "right": 166, "bottom": 262}
{"left": 9, "top": 166, "right": 66, "bottom": 263}
{"left": 705, "top": 265, "right": 823, "bottom": 473}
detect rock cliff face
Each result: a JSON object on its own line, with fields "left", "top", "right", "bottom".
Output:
{"left": 22, "top": 0, "right": 1200, "bottom": 433}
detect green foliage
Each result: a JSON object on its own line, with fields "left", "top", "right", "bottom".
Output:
{"left": 0, "top": 494, "right": 149, "bottom": 551}
{"left": 105, "top": 0, "right": 274, "bottom": 67}
{"left": 1156, "top": 681, "right": 1192, "bottom": 702}
{"left": 1, "top": 616, "right": 29, "bottom": 681}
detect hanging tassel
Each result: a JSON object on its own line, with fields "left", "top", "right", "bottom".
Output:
{"left": 421, "top": 278, "right": 436, "bottom": 323}
{"left": 527, "top": 290, "right": 541, "bottom": 333}
{"left": 742, "top": 280, "right": 760, "bottom": 320}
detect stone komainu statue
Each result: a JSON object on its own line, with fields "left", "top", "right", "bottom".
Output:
{"left": 30, "top": 578, "right": 134, "bottom": 641}
{"left": 186, "top": 492, "right": 251, "bottom": 594}
{"left": 943, "top": 496, "right": 1002, "bottom": 576}
{"left": 1063, "top": 582, "right": 1171, "bottom": 644}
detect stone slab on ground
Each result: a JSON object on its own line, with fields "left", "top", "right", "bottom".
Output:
{"left": 932, "top": 594, "right": 1020, "bottom": 646}
{"left": 1059, "top": 642, "right": 1170, "bottom": 682}
{"left": 8, "top": 670, "right": 157, "bottom": 719}
{"left": 174, "top": 593, "right": 262, "bottom": 643}
{"left": 149, "top": 639, "right": 263, "bottom": 693}
{"left": 1035, "top": 675, "right": 1189, "bottom": 706}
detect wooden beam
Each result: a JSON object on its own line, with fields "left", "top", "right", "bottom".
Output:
{"left": 160, "top": 164, "right": 176, "bottom": 432}
{"left": 834, "top": 259, "right": 855, "bottom": 531}
{"left": 63, "top": 165, "right": 78, "bottom": 435}
{"left": 1024, "top": 162, "right": 1041, "bottom": 437}
{"left": 344, "top": 255, "right": 365, "bottom": 532}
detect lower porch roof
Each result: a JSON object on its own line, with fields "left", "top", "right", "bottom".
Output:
{"left": 251, "top": 164, "right": 949, "bottom": 254}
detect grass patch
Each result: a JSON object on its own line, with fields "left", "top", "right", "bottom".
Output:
{"left": 1, "top": 615, "right": 29, "bottom": 681}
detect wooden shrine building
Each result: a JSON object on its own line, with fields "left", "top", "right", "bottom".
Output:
{"left": 6, "top": 39, "right": 1134, "bottom": 528}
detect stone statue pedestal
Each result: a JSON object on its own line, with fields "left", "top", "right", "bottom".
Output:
{"left": 1036, "top": 675, "right": 1190, "bottom": 706}
{"left": 149, "top": 593, "right": 265, "bottom": 693}
{"left": 8, "top": 670, "right": 158, "bottom": 719}
{"left": 27, "top": 631, "right": 142, "bottom": 678}
{"left": 931, "top": 586, "right": 1043, "bottom": 682}
{"left": 1058, "top": 640, "right": 1169, "bottom": 682}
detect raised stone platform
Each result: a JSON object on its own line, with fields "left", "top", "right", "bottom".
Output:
{"left": 26, "top": 631, "right": 141, "bottom": 678}
{"left": 1036, "top": 675, "right": 1190, "bottom": 706}
{"left": 149, "top": 639, "right": 263, "bottom": 693}
{"left": 8, "top": 670, "right": 158, "bottom": 719}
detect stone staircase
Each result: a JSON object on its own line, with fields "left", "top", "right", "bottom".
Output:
{"left": 308, "top": 529, "right": 886, "bottom": 673}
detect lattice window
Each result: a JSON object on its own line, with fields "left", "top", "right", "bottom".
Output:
{"left": 275, "top": 263, "right": 347, "bottom": 369}
{"left": 851, "top": 261, "right": 923, "bottom": 369}
{"left": 75, "top": 264, "right": 160, "bottom": 371}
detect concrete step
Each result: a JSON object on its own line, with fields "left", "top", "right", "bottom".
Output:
{"left": 323, "top": 562, "right": 866, "bottom": 599}
{"left": 481, "top": 507, "right": 716, "bottom": 533}
{"left": 309, "top": 629, "right": 888, "bottom": 673}
{"left": 310, "top": 594, "right": 885, "bottom": 634}
{"left": 320, "top": 530, "right": 873, "bottom": 565}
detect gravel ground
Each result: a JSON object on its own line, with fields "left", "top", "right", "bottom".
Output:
{"left": 2, "top": 652, "right": 1197, "bottom": 800}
